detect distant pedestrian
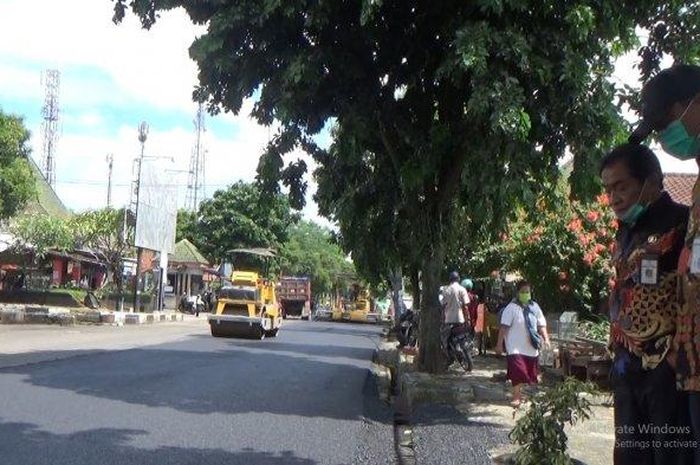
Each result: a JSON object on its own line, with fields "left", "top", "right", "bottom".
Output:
{"left": 461, "top": 278, "right": 478, "bottom": 331}
{"left": 474, "top": 301, "right": 488, "bottom": 355}
{"left": 195, "top": 294, "right": 203, "bottom": 317}
{"left": 496, "top": 280, "right": 550, "bottom": 408}
{"left": 443, "top": 272, "right": 469, "bottom": 326}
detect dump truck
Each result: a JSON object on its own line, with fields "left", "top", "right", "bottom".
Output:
{"left": 208, "top": 248, "right": 282, "bottom": 339}
{"left": 277, "top": 276, "right": 312, "bottom": 320}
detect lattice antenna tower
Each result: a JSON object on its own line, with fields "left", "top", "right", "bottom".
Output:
{"left": 40, "top": 69, "right": 61, "bottom": 188}
{"left": 186, "top": 103, "right": 207, "bottom": 211}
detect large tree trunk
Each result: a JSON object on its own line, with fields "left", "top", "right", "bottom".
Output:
{"left": 388, "top": 267, "right": 404, "bottom": 319}
{"left": 417, "top": 243, "right": 446, "bottom": 373}
{"left": 410, "top": 268, "right": 421, "bottom": 311}
{"left": 113, "top": 259, "right": 124, "bottom": 311}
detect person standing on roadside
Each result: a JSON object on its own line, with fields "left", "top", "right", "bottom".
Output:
{"left": 496, "top": 280, "right": 549, "bottom": 408}
{"left": 631, "top": 64, "right": 700, "bottom": 464}
{"left": 443, "top": 271, "right": 470, "bottom": 326}
{"left": 600, "top": 143, "right": 692, "bottom": 464}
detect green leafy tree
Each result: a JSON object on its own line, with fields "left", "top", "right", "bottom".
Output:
{"left": 73, "top": 208, "right": 134, "bottom": 301}
{"left": 115, "top": 0, "right": 700, "bottom": 372}
{"left": 10, "top": 214, "right": 73, "bottom": 289}
{"left": 279, "top": 220, "right": 355, "bottom": 296}
{"left": 0, "top": 109, "right": 35, "bottom": 220}
{"left": 185, "top": 181, "right": 299, "bottom": 263}
{"left": 11, "top": 214, "right": 73, "bottom": 260}
{"left": 175, "top": 209, "right": 199, "bottom": 244}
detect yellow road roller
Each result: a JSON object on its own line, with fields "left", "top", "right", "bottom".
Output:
{"left": 209, "top": 248, "right": 282, "bottom": 339}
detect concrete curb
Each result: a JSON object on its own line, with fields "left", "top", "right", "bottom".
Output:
{"left": 0, "top": 304, "right": 189, "bottom": 327}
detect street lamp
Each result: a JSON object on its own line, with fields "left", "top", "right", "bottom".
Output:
{"left": 132, "top": 121, "right": 148, "bottom": 313}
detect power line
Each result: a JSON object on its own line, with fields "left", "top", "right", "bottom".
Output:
{"left": 54, "top": 179, "right": 233, "bottom": 188}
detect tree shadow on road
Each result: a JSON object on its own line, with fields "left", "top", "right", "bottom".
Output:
{"left": 0, "top": 420, "right": 318, "bottom": 465}
{"left": 0, "top": 342, "right": 392, "bottom": 423}
{"left": 186, "top": 336, "right": 378, "bottom": 362}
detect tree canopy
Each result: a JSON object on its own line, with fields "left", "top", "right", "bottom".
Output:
{"left": 279, "top": 220, "right": 355, "bottom": 296}
{"left": 0, "top": 109, "right": 36, "bottom": 220}
{"left": 73, "top": 208, "right": 134, "bottom": 295}
{"left": 176, "top": 181, "right": 299, "bottom": 263}
{"left": 115, "top": 0, "right": 700, "bottom": 372}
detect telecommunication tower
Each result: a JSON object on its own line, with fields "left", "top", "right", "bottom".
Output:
{"left": 186, "top": 103, "right": 207, "bottom": 211}
{"left": 40, "top": 70, "right": 61, "bottom": 188}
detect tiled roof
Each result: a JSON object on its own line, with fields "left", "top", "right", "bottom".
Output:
{"left": 664, "top": 173, "right": 696, "bottom": 207}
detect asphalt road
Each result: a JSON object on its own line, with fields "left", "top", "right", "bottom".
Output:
{"left": 0, "top": 319, "right": 395, "bottom": 465}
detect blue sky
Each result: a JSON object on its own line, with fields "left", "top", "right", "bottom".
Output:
{"left": 0, "top": 1, "right": 696, "bottom": 226}
{"left": 0, "top": 0, "right": 332, "bottom": 227}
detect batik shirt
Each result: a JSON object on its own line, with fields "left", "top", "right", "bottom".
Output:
{"left": 675, "top": 178, "right": 700, "bottom": 391}
{"left": 609, "top": 192, "right": 688, "bottom": 376}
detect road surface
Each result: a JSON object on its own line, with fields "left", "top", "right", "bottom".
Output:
{"left": 0, "top": 319, "right": 394, "bottom": 465}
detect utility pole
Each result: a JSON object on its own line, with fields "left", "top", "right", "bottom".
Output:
{"left": 132, "top": 122, "right": 148, "bottom": 313}
{"left": 106, "top": 153, "right": 113, "bottom": 208}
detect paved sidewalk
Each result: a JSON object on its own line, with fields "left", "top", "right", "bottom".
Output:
{"left": 0, "top": 316, "right": 208, "bottom": 369}
{"left": 389, "top": 348, "right": 615, "bottom": 464}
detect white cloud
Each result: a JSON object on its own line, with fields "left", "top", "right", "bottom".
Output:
{"left": 0, "top": 0, "right": 202, "bottom": 113}
{"left": 0, "top": 1, "right": 331, "bottom": 226}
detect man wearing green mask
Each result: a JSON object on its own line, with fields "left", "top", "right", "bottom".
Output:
{"left": 631, "top": 64, "right": 700, "bottom": 464}
{"left": 600, "top": 143, "right": 691, "bottom": 464}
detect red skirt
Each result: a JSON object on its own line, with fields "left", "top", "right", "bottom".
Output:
{"left": 507, "top": 354, "right": 539, "bottom": 386}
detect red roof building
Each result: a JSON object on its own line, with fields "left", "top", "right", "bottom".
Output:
{"left": 664, "top": 173, "right": 696, "bottom": 207}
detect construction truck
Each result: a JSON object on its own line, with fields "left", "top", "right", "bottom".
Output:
{"left": 208, "top": 248, "right": 282, "bottom": 339}
{"left": 277, "top": 276, "right": 312, "bottom": 320}
{"left": 332, "top": 283, "right": 378, "bottom": 323}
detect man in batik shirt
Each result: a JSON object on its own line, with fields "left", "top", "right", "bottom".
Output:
{"left": 601, "top": 143, "right": 693, "bottom": 464}
{"left": 632, "top": 64, "right": 700, "bottom": 463}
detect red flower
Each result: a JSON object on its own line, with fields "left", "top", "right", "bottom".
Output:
{"left": 567, "top": 218, "right": 583, "bottom": 233}
{"left": 579, "top": 233, "right": 591, "bottom": 247}
{"left": 596, "top": 193, "right": 610, "bottom": 206}
{"left": 594, "top": 243, "right": 607, "bottom": 254}
{"left": 586, "top": 211, "right": 600, "bottom": 222}
{"left": 558, "top": 271, "right": 568, "bottom": 282}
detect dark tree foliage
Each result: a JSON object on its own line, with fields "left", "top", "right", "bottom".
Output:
{"left": 115, "top": 0, "right": 700, "bottom": 372}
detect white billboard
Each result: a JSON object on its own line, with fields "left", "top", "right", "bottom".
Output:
{"left": 135, "top": 158, "right": 177, "bottom": 253}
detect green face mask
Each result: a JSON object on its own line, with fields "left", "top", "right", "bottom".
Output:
{"left": 659, "top": 99, "right": 700, "bottom": 160}
{"left": 518, "top": 292, "right": 531, "bottom": 305}
{"left": 620, "top": 203, "right": 647, "bottom": 225}
{"left": 618, "top": 179, "right": 649, "bottom": 226}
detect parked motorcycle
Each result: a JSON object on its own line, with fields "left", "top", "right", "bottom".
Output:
{"left": 441, "top": 323, "right": 474, "bottom": 372}
{"left": 397, "top": 307, "right": 419, "bottom": 348}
